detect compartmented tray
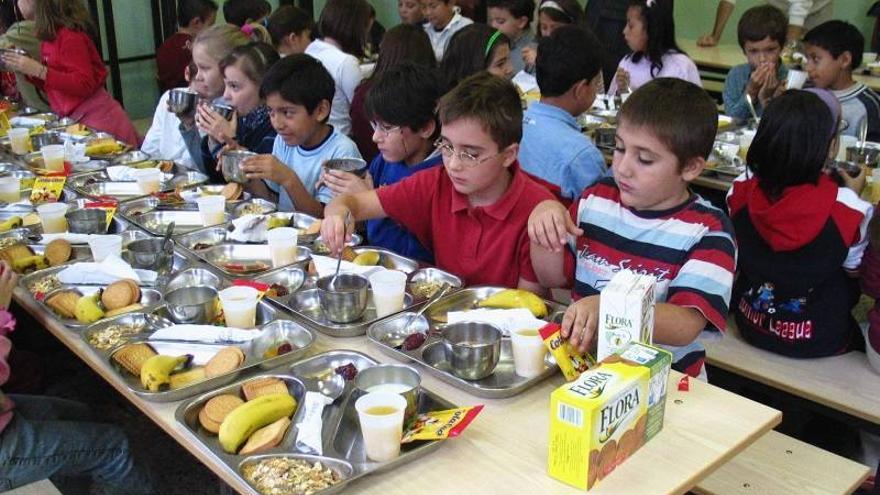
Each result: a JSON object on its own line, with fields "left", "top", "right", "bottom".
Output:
{"left": 0, "top": 187, "right": 76, "bottom": 210}
{"left": 129, "top": 209, "right": 232, "bottom": 236}
{"left": 175, "top": 349, "right": 455, "bottom": 495}
{"left": 193, "top": 243, "right": 312, "bottom": 278}
{"left": 178, "top": 184, "right": 255, "bottom": 204}
{"left": 367, "top": 286, "right": 563, "bottom": 399}
{"left": 70, "top": 169, "right": 208, "bottom": 200}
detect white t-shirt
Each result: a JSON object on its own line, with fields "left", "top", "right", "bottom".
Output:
{"left": 424, "top": 9, "right": 473, "bottom": 61}
{"left": 723, "top": 0, "right": 832, "bottom": 28}
{"left": 304, "top": 39, "right": 362, "bottom": 137}
{"left": 141, "top": 90, "right": 197, "bottom": 170}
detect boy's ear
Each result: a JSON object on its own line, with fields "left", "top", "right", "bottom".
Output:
{"left": 314, "top": 99, "right": 331, "bottom": 122}
{"left": 839, "top": 50, "right": 854, "bottom": 70}
{"left": 501, "top": 142, "right": 519, "bottom": 168}
{"left": 681, "top": 156, "right": 706, "bottom": 181}
{"left": 416, "top": 119, "right": 437, "bottom": 140}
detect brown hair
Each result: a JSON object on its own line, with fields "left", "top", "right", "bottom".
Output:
{"left": 737, "top": 5, "right": 786, "bottom": 50}
{"left": 618, "top": 78, "right": 717, "bottom": 168}
{"left": 193, "top": 24, "right": 250, "bottom": 62}
{"left": 371, "top": 24, "right": 435, "bottom": 82}
{"left": 438, "top": 71, "right": 522, "bottom": 149}
{"left": 34, "top": 0, "right": 96, "bottom": 42}
{"left": 318, "top": 0, "right": 371, "bottom": 59}
{"left": 219, "top": 42, "right": 280, "bottom": 86}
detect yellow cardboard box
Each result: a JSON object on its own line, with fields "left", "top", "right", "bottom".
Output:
{"left": 547, "top": 342, "right": 672, "bottom": 490}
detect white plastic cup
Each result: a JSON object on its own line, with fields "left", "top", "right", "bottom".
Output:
{"left": 838, "top": 135, "right": 858, "bottom": 162}
{"left": 0, "top": 176, "right": 20, "bottom": 203}
{"left": 196, "top": 195, "right": 226, "bottom": 226}
{"left": 266, "top": 227, "right": 298, "bottom": 268}
{"left": 355, "top": 392, "right": 406, "bottom": 462}
{"left": 510, "top": 328, "right": 548, "bottom": 378}
{"left": 218, "top": 286, "right": 259, "bottom": 329}
{"left": 369, "top": 270, "right": 408, "bottom": 318}
{"left": 8, "top": 128, "right": 29, "bottom": 155}
{"left": 738, "top": 131, "right": 756, "bottom": 162}
{"left": 41, "top": 144, "right": 65, "bottom": 172}
{"left": 88, "top": 234, "right": 123, "bottom": 262}
{"left": 786, "top": 69, "right": 808, "bottom": 90}
{"left": 36, "top": 202, "right": 68, "bottom": 233}
{"left": 133, "top": 168, "right": 162, "bottom": 194}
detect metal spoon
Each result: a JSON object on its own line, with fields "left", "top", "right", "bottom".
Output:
{"left": 314, "top": 372, "right": 345, "bottom": 401}
{"left": 401, "top": 282, "right": 453, "bottom": 334}
{"left": 745, "top": 94, "right": 759, "bottom": 124}
{"left": 859, "top": 118, "right": 869, "bottom": 150}
{"left": 329, "top": 210, "right": 352, "bottom": 290}
{"left": 162, "top": 221, "right": 175, "bottom": 250}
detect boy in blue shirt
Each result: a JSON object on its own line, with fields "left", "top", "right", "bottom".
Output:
{"left": 722, "top": 5, "right": 788, "bottom": 121}
{"left": 322, "top": 62, "right": 442, "bottom": 263}
{"left": 240, "top": 54, "right": 361, "bottom": 217}
{"left": 519, "top": 25, "right": 606, "bottom": 202}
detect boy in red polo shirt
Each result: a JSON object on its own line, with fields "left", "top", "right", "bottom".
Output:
{"left": 321, "top": 72, "right": 554, "bottom": 290}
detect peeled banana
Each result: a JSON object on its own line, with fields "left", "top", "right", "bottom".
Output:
{"left": 74, "top": 292, "right": 105, "bottom": 324}
{"left": 140, "top": 354, "right": 193, "bottom": 392}
{"left": 85, "top": 139, "right": 122, "bottom": 156}
{"left": 478, "top": 289, "right": 548, "bottom": 318}
{"left": 0, "top": 216, "right": 21, "bottom": 232}
{"left": 218, "top": 393, "right": 297, "bottom": 454}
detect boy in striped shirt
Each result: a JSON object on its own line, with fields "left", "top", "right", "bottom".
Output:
{"left": 527, "top": 78, "right": 737, "bottom": 378}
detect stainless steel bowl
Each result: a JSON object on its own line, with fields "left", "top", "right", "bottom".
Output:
{"left": 29, "top": 131, "right": 62, "bottom": 151}
{"left": 212, "top": 103, "right": 234, "bottom": 120}
{"left": 164, "top": 286, "right": 218, "bottom": 324}
{"left": 355, "top": 364, "right": 421, "bottom": 421}
{"left": 316, "top": 274, "right": 368, "bottom": 323}
{"left": 125, "top": 238, "right": 174, "bottom": 274}
{"left": 846, "top": 145, "right": 880, "bottom": 167}
{"left": 441, "top": 322, "right": 502, "bottom": 380}
{"left": 165, "top": 268, "right": 222, "bottom": 294}
{"left": 323, "top": 158, "right": 368, "bottom": 177}
{"left": 168, "top": 88, "right": 199, "bottom": 115}
{"left": 65, "top": 208, "right": 107, "bottom": 234}
{"left": 220, "top": 150, "right": 256, "bottom": 184}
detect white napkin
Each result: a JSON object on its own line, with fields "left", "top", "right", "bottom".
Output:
{"left": 447, "top": 308, "right": 546, "bottom": 336}
{"left": 311, "top": 254, "right": 387, "bottom": 279}
{"left": 64, "top": 140, "right": 88, "bottom": 163}
{"left": 227, "top": 214, "right": 268, "bottom": 243}
{"left": 9, "top": 116, "right": 44, "bottom": 127}
{"left": 38, "top": 233, "right": 107, "bottom": 245}
{"left": 105, "top": 166, "right": 171, "bottom": 182}
{"left": 57, "top": 255, "right": 158, "bottom": 285}
{"left": 512, "top": 70, "right": 538, "bottom": 93}
{"left": 148, "top": 324, "right": 258, "bottom": 343}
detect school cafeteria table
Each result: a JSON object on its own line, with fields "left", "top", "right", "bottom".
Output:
{"left": 12, "top": 281, "right": 782, "bottom": 495}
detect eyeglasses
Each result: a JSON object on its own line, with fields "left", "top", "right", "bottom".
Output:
{"left": 434, "top": 139, "right": 506, "bottom": 168}
{"left": 370, "top": 121, "right": 401, "bottom": 136}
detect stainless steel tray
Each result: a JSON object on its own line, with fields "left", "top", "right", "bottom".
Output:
{"left": 175, "top": 222, "right": 362, "bottom": 259}
{"left": 179, "top": 184, "right": 254, "bottom": 204}
{"left": 128, "top": 210, "right": 231, "bottom": 236}
{"left": 366, "top": 286, "right": 563, "bottom": 399}
{"left": 174, "top": 350, "right": 456, "bottom": 495}
{"left": 197, "top": 243, "right": 312, "bottom": 278}
{"left": 71, "top": 170, "right": 207, "bottom": 200}
{"left": 231, "top": 199, "right": 276, "bottom": 217}
{"left": 36, "top": 284, "right": 163, "bottom": 330}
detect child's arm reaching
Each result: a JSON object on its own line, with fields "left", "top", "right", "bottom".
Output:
{"left": 240, "top": 154, "right": 324, "bottom": 218}
{"left": 527, "top": 200, "right": 583, "bottom": 288}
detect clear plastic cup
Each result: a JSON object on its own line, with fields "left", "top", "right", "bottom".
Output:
{"left": 8, "top": 128, "right": 29, "bottom": 155}
{"left": 355, "top": 392, "right": 407, "bottom": 462}
{"left": 88, "top": 234, "right": 123, "bottom": 262}
{"left": 36, "top": 202, "right": 68, "bottom": 233}
{"left": 786, "top": 69, "right": 808, "bottom": 90}
{"left": 196, "top": 195, "right": 226, "bottom": 226}
{"left": 218, "top": 286, "right": 259, "bottom": 329}
{"left": 738, "top": 131, "right": 756, "bottom": 162}
{"left": 133, "top": 168, "right": 162, "bottom": 194}
{"left": 266, "top": 227, "right": 298, "bottom": 268}
{"left": 369, "top": 270, "right": 408, "bottom": 318}
{"left": 0, "top": 176, "right": 20, "bottom": 203}
{"left": 510, "top": 328, "right": 548, "bottom": 378}
{"left": 41, "top": 144, "right": 65, "bottom": 172}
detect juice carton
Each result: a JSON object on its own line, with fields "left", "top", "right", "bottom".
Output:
{"left": 597, "top": 270, "right": 655, "bottom": 361}
{"left": 547, "top": 342, "right": 671, "bottom": 490}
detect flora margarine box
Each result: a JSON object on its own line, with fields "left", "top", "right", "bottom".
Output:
{"left": 597, "top": 270, "right": 655, "bottom": 361}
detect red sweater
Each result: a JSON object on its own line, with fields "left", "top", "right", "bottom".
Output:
{"left": 28, "top": 27, "right": 107, "bottom": 116}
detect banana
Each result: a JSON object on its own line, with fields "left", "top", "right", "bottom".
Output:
{"left": 12, "top": 255, "right": 48, "bottom": 273}
{"left": 0, "top": 216, "right": 21, "bottom": 232}
{"left": 74, "top": 292, "right": 105, "bottom": 324}
{"left": 140, "top": 354, "right": 193, "bottom": 392}
{"left": 218, "top": 393, "right": 297, "bottom": 454}
{"left": 85, "top": 139, "right": 122, "bottom": 156}
{"left": 478, "top": 289, "right": 548, "bottom": 318}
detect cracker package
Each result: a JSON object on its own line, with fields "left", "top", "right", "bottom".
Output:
{"left": 597, "top": 270, "right": 655, "bottom": 361}
{"left": 547, "top": 342, "right": 671, "bottom": 490}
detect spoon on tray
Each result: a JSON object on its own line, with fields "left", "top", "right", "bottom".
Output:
{"left": 329, "top": 210, "right": 352, "bottom": 290}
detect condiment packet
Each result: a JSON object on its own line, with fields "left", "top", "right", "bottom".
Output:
{"left": 295, "top": 391, "right": 333, "bottom": 455}
{"left": 539, "top": 322, "right": 594, "bottom": 381}
{"left": 401, "top": 405, "right": 483, "bottom": 443}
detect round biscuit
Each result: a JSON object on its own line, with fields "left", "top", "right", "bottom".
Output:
{"left": 203, "top": 393, "right": 244, "bottom": 424}
{"left": 205, "top": 347, "right": 245, "bottom": 378}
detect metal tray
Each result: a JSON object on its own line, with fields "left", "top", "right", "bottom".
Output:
{"left": 71, "top": 170, "right": 208, "bottom": 200}
{"left": 128, "top": 210, "right": 231, "bottom": 236}
{"left": 197, "top": 243, "right": 312, "bottom": 278}
{"left": 175, "top": 223, "right": 362, "bottom": 259}
{"left": 346, "top": 247, "right": 420, "bottom": 273}
{"left": 2, "top": 187, "right": 75, "bottom": 210}
{"left": 179, "top": 184, "right": 254, "bottom": 204}
{"left": 174, "top": 350, "right": 456, "bottom": 495}
{"left": 366, "top": 286, "right": 564, "bottom": 399}
{"left": 99, "top": 316, "right": 315, "bottom": 402}
{"left": 231, "top": 199, "right": 276, "bottom": 217}
{"left": 36, "top": 284, "right": 163, "bottom": 330}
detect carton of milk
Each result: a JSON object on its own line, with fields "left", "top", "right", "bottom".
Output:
{"left": 597, "top": 270, "right": 655, "bottom": 361}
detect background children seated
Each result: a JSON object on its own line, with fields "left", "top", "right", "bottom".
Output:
{"left": 142, "top": 63, "right": 198, "bottom": 170}
{"left": 438, "top": 24, "right": 513, "bottom": 92}
{"left": 607, "top": 0, "right": 701, "bottom": 95}
{"left": 723, "top": 5, "right": 788, "bottom": 121}
{"left": 729, "top": 88, "right": 871, "bottom": 358}
{"left": 804, "top": 21, "right": 880, "bottom": 142}
{"left": 240, "top": 54, "right": 360, "bottom": 217}
{"left": 528, "top": 78, "right": 735, "bottom": 378}
{"left": 522, "top": 0, "right": 583, "bottom": 69}
{"left": 267, "top": 5, "right": 314, "bottom": 57}
{"left": 487, "top": 0, "right": 535, "bottom": 74}
{"left": 519, "top": 25, "right": 606, "bottom": 202}
{"left": 0, "top": 3, "right": 48, "bottom": 112}
{"left": 155, "top": 0, "right": 216, "bottom": 93}
{"left": 399, "top": 0, "right": 425, "bottom": 25}
{"left": 321, "top": 72, "right": 555, "bottom": 290}
{"left": 222, "top": 0, "right": 270, "bottom": 27}
{"left": 422, "top": 0, "right": 474, "bottom": 61}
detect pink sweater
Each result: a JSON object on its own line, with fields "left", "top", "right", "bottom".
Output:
{"left": 0, "top": 309, "right": 17, "bottom": 435}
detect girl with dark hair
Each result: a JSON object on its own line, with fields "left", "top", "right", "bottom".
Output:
{"left": 266, "top": 5, "right": 314, "bottom": 57}
{"left": 521, "top": 0, "right": 582, "bottom": 68}
{"left": 607, "top": 0, "right": 700, "bottom": 95}
{"left": 728, "top": 88, "right": 872, "bottom": 359}
{"left": 438, "top": 23, "right": 513, "bottom": 93}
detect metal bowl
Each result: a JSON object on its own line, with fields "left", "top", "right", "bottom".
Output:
{"left": 323, "top": 158, "right": 368, "bottom": 178}
{"left": 29, "top": 131, "right": 62, "bottom": 151}
{"left": 168, "top": 88, "right": 199, "bottom": 115}
{"left": 354, "top": 364, "right": 421, "bottom": 420}
{"left": 164, "top": 286, "right": 218, "bottom": 324}
{"left": 441, "top": 322, "right": 502, "bottom": 380}
{"left": 316, "top": 274, "right": 368, "bottom": 323}
{"left": 165, "top": 268, "right": 222, "bottom": 294}
{"left": 846, "top": 145, "right": 880, "bottom": 167}
{"left": 593, "top": 127, "right": 617, "bottom": 151}
{"left": 212, "top": 103, "right": 234, "bottom": 120}
{"left": 125, "top": 238, "right": 174, "bottom": 274}
{"left": 65, "top": 208, "right": 107, "bottom": 234}
{"left": 220, "top": 150, "right": 256, "bottom": 184}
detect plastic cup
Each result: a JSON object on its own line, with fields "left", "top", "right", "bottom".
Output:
{"left": 36, "top": 202, "right": 68, "bottom": 233}
{"left": 88, "top": 234, "right": 122, "bottom": 262}
{"left": 218, "top": 286, "right": 259, "bottom": 329}
{"left": 133, "top": 168, "right": 162, "bottom": 194}
{"left": 41, "top": 144, "right": 65, "bottom": 172}
{"left": 0, "top": 176, "right": 20, "bottom": 203}
{"left": 266, "top": 227, "right": 298, "bottom": 268}
{"left": 369, "top": 270, "right": 408, "bottom": 318}
{"left": 355, "top": 392, "right": 407, "bottom": 462}
{"left": 8, "top": 127, "right": 29, "bottom": 155}
{"left": 510, "top": 328, "right": 548, "bottom": 378}
{"left": 196, "top": 195, "right": 226, "bottom": 226}
{"left": 786, "top": 69, "right": 808, "bottom": 90}
{"left": 738, "top": 131, "right": 756, "bottom": 162}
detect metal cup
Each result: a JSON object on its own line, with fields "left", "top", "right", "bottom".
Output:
{"left": 168, "top": 88, "right": 199, "bottom": 115}
{"left": 126, "top": 238, "right": 174, "bottom": 274}
{"left": 164, "top": 286, "right": 218, "bottom": 324}
{"left": 323, "top": 158, "right": 368, "bottom": 178}
{"left": 220, "top": 150, "right": 256, "bottom": 184}
{"left": 441, "top": 322, "right": 502, "bottom": 380}
{"left": 846, "top": 145, "right": 880, "bottom": 168}
{"left": 316, "top": 274, "right": 368, "bottom": 323}
{"left": 65, "top": 208, "right": 107, "bottom": 234}
{"left": 212, "top": 103, "right": 235, "bottom": 120}
{"left": 355, "top": 364, "right": 421, "bottom": 421}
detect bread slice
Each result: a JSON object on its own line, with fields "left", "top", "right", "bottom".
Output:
{"left": 239, "top": 416, "right": 290, "bottom": 455}
{"left": 241, "top": 377, "right": 289, "bottom": 401}
{"left": 112, "top": 343, "right": 157, "bottom": 376}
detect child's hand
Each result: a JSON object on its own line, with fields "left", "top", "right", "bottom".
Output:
{"left": 321, "top": 169, "right": 373, "bottom": 195}
{"left": 196, "top": 103, "right": 237, "bottom": 145}
{"left": 240, "top": 154, "right": 293, "bottom": 185}
{"left": 615, "top": 68, "right": 630, "bottom": 94}
{"left": 528, "top": 200, "right": 582, "bottom": 253}
{"left": 560, "top": 295, "right": 600, "bottom": 353}
{"left": 522, "top": 46, "right": 537, "bottom": 67}
{"left": 841, "top": 163, "right": 868, "bottom": 195}
{"left": 0, "top": 51, "right": 43, "bottom": 78}
{"left": 214, "top": 143, "right": 244, "bottom": 171}
{"left": 0, "top": 261, "right": 17, "bottom": 310}
{"left": 320, "top": 207, "right": 354, "bottom": 256}
{"left": 697, "top": 33, "right": 719, "bottom": 47}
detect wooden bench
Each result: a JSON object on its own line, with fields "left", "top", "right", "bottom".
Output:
{"left": 694, "top": 430, "right": 870, "bottom": 495}
{"left": 6, "top": 480, "right": 62, "bottom": 495}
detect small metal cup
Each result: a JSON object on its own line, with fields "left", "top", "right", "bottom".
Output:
{"left": 212, "top": 103, "right": 235, "bottom": 120}
{"left": 65, "top": 208, "right": 107, "bottom": 234}
{"left": 846, "top": 145, "right": 880, "bottom": 168}
{"left": 164, "top": 286, "right": 218, "bottom": 324}
{"left": 442, "top": 322, "right": 502, "bottom": 380}
{"left": 355, "top": 364, "right": 421, "bottom": 422}
{"left": 126, "top": 238, "right": 174, "bottom": 274}
{"left": 316, "top": 274, "right": 368, "bottom": 323}
{"left": 323, "top": 158, "right": 368, "bottom": 178}
{"left": 220, "top": 150, "right": 256, "bottom": 184}
{"left": 168, "top": 88, "right": 199, "bottom": 115}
